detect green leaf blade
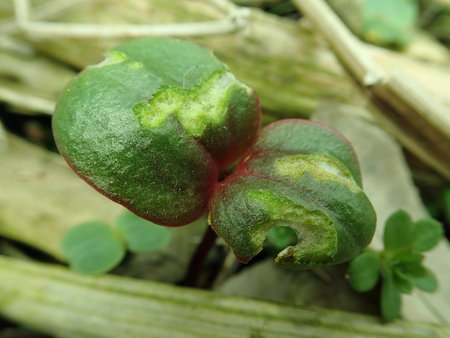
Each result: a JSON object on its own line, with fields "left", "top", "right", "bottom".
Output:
{"left": 389, "top": 250, "right": 422, "bottom": 265}
{"left": 413, "top": 268, "right": 438, "bottom": 292}
{"left": 393, "top": 258, "right": 427, "bottom": 280}
{"left": 381, "top": 271, "right": 402, "bottom": 321}
{"left": 392, "top": 269, "right": 413, "bottom": 294}
{"left": 117, "top": 211, "right": 171, "bottom": 253}
{"left": 61, "top": 221, "right": 125, "bottom": 275}
{"left": 383, "top": 210, "right": 414, "bottom": 251}
{"left": 412, "top": 218, "right": 443, "bottom": 252}
{"left": 348, "top": 251, "right": 380, "bottom": 292}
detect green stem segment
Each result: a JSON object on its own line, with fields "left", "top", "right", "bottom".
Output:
{"left": 0, "top": 256, "right": 448, "bottom": 338}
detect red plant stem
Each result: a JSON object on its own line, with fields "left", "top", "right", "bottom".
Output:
{"left": 183, "top": 226, "right": 217, "bottom": 287}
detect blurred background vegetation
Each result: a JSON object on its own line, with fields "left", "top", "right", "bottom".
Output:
{"left": 0, "top": 1, "right": 449, "bottom": 337}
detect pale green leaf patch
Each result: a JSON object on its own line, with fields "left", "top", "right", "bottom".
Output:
{"left": 248, "top": 189, "right": 337, "bottom": 268}
{"left": 134, "top": 70, "right": 245, "bottom": 137}
{"left": 275, "top": 153, "right": 360, "bottom": 193}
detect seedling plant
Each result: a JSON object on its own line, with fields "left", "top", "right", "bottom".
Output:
{"left": 348, "top": 210, "right": 443, "bottom": 321}
{"left": 51, "top": 37, "right": 441, "bottom": 321}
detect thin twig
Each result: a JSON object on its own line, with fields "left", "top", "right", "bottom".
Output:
{"left": 1, "top": 0, "right": 85, "bottom": 34}
{"left": 13, "top": 0, "right": 249, "bottom": 38}
{"left": 292, "top": 0, "right": 385, "bottom": 86}
{"left": 16, "top": 20, "right": 245, "bottom": 38}
{"left": 14, "top": 0, "right": 29, "bottom": 25}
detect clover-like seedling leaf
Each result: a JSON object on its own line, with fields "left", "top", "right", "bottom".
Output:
{"left": 53, "top": 37, "right": 261, "bottom": 227}
{"left": 413, "top": 268, "right": 438, "bottom": 292}
{"left": 390, "top": 251, "right": 427, "bottom": 281}
{"left": 348, "top": 251, "right": 380, "bottom": 292}
{"left": 208, "top": 120, "right": 376, "bottom": 268}
{"left": 61, "top": 221, "right": 125, "bottom": 275}
{"left": 349, "top": 210, "right": 442, "bottom": 321}
{"left": 412, "top": 218, "right": 443, "bottom": 252}
{"left": 395, "top": 261, "right": 427, "bottom": 280}
{"left": 383, "top": 210, "right": 414, "bottom": 251}
{"left": 381, "top": 270, "right": 402, "bottom": 321}
{"left": 389, "top": 249, "right": 423, "bottom": 266}
{"left": 117, "top": 211, "right": 171, "bottom": 253}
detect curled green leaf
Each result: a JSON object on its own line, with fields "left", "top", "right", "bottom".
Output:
{"left": 208, "top": 120, "right": 376, "bottom": 268}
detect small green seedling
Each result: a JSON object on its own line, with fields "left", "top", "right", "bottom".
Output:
{"left": 348, "top": 210, "right": 443, "bottom": 321}
{"left": 62, "top": 211, "right": 171, "bottom": 274}
{"left": 54, "top": 38, "right": 376, "bottom": 269}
